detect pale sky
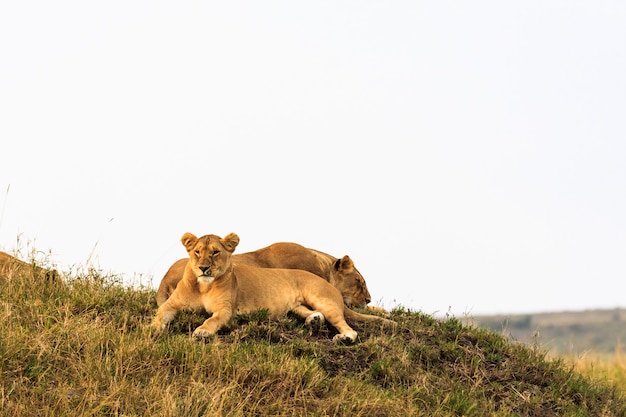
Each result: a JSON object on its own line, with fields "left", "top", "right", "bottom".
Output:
{"left": 1, "top": 1, "right": 625, "bottom": 316}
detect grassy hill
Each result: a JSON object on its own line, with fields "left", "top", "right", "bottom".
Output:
{"left": 1, "top": 256, "right": 625, "bottom": 416}
{"left": 472, "top": 309, "right": 626, "bottom": 355}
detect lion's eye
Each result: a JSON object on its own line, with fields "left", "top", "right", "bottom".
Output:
{"left": 212, "top": 250, "right": 220, "bottom": 257}
{"left": 194, "top": 250, "right": 200, "bottom": 257}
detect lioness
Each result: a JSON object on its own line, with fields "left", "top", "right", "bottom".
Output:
{"left": 156, "top": 242, "right": 372, "bottom": 308}
{"left": 151, "top": 233, "right": 395, "bottom": 343}
{"left": 0, "top": 251, "right": 59, "bottom": 281}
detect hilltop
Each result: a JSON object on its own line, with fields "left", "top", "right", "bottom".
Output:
{"left": 0, "top": 255, "right": 624, "bottom": 416}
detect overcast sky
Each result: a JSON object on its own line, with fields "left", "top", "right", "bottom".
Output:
{"left": 1, "top": 1, "right": 625, "bottom": 316}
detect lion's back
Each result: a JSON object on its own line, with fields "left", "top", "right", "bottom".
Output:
{"left": 234, "top": 263, "right": 308, "bottom": 292}
{"left": 0, "top": 251, "right": 60, "bottom": 282}
{"left": 232, "top": 264, "right": 339, "bottom": 315}
{"left": 235, "top": 242, "right": 327, "bottom": 276}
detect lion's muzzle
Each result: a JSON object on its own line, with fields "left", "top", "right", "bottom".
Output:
{"left": 197, "top": 275, "right": 215, "bottom": 284}
{"left": 196, "top": 265, "right": 215, "bottom": 284}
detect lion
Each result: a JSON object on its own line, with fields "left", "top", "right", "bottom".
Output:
{"left": 151, "top": 232, "right": 395, "bottom": 343}
{"left": 0, "top": 251, "right": 59, "bottom": 281}
{"left": 156, "top": 242, "right": 372, "bottom": 308}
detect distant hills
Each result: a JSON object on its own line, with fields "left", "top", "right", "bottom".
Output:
{"left": 469, "top": 308, "right": 626, "bottom": 355}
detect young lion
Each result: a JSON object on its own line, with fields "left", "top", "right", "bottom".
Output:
{"left": 151, "top": 232, "right": 395, "bottom": 343}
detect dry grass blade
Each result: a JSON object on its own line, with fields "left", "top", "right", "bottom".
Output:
{"left": 0, "top": 251, "right": 625, "bottom": 416}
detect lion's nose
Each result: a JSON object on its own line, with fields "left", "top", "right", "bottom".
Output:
{"left": 365, "top": 296, "right": 371, "bottom": 304}
{"left": 199, "top": 266, "right": 210, "bottom": 274}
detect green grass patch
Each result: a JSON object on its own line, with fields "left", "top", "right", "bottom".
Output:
{"left": 0, "top": 255, "right": 625, "bottom": 416}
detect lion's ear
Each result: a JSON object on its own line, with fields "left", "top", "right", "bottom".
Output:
{"left": 221, "top": 233, "right": 240, "bottom": 253}
{"left": 335, "top": 255, "right": 355, "bottom": 272}
{"left": 181, "top": 233, "right": 198, "bottom": 253}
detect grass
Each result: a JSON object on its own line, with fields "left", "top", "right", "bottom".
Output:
{"left": 1, "top": 252, "right": 625, "bottom": 416}
{"left": 562, "top": 348, "right": 626, "bottom": 394}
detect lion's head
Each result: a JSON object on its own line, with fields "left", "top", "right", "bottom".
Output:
{"left": 329, "top": 255, "right": 372, "bottom": 308}
{"left": 181, "top": 232, "right": 240, "bottom": 284}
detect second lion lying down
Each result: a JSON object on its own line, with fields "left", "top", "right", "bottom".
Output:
{"left": 151, "top": 232, "right": 395, "bottom": 343}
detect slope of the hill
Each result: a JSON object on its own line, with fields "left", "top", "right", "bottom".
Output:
{"left": 0, "top": 256, "right": 624, "bottom": 416}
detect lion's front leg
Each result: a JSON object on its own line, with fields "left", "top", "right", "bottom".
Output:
{"left": 151, "top": 303, "right": 179, "bottom": 330}
{"left": 193, "top": 310, "right": 232, "bottom": 338}
{"left": 291, "top": 305, "right": 326, "bottom": 332}
{"left": 151, "top": 288, "right": 189, "bottom": 330}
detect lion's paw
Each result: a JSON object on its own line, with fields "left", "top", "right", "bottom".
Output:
{"left": 192, "top": 327, "right": 216, "bottom": 339}
{"left": 147, "top": 323, "right": 164, "bottom": 340}
{"left": 305, "top": 312, "right": 325, "bottom": 333}
{"left": 367, "top": 305, "right": 392, "bottom": 319}
{"left": 332, "top": 332, "right": 357, "bottom": 345}
{"left": 305, "top": 312, "right": 325, "bottom": 326}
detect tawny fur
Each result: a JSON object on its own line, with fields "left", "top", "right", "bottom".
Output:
{"left": 151, "top": 233, "right": 395, "bottom": 344}
{"left": 0, "top": 251, "right": 60, "bottom": 282}
{"left": 156, "top": 242, "right": 372, "bottom": 308}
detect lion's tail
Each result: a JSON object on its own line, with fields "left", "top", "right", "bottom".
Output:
{"left": 344, "top": 307, "right": 397, "bottom": 329}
